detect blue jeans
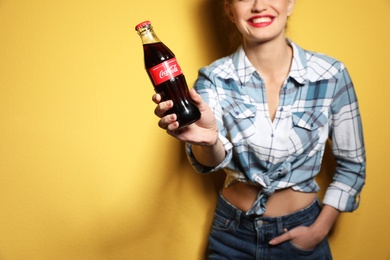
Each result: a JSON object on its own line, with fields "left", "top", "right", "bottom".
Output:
{"left": 208, "top": 193, "right": 332, "bottom": 260}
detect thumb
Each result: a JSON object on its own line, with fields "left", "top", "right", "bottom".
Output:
{"left": 189, "top": 88, "right": 202, "bottom": 105}
{"left": 188, "top": 88, "right": 209, "bottom": 112}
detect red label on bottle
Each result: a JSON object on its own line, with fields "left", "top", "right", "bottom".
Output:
{"left": 149, "top": 58, "right": 183, "bottom": 85}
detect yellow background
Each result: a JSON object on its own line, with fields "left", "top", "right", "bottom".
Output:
{"left": 0, "top": 0, "right": 389, "bottom": 259}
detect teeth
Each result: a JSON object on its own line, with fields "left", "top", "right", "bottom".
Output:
{"left": 252, "top": 17, "right": 271, "bottom": 23}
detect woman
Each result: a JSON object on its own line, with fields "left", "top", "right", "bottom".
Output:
{"left": 153, "top": 0, "right": 366, "bottom": 259}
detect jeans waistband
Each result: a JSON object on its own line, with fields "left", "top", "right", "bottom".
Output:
{"left": 217, "top": 192, "right": 321, "bottom": 230}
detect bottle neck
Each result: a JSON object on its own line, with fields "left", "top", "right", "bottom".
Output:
{"left": 137, "top": 26, "right": 161, "bottom": 45}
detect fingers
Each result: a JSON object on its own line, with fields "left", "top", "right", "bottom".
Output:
{"left": 152, "top": 89, "right": 205, "bottom": 133}
{"left": 158, "top": 114, "right": 179, "bottom": 130}
{"left": 269, "top": 226, "right": 320, "bottom": 251}
{"left": 151, "top": 93, "right": 161, "bottom": 104}
{"left": 152, "top": 93, "right": 179, "bottom": 131}
{"left": 154, "top": 100, "right": 173, "bottom": 117}
{"left": 269, "top": 230, "right": 292, "bottom": 245}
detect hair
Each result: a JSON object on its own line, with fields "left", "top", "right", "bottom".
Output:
{"left": 209, "top": 0, "right": 292, "bottom": 55}
{"left": 217, "top": 0, "right": 242, "bottom": 53}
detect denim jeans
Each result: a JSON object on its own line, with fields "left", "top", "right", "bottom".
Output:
{"left": 208, "top": 193, "right": 332, "bottom": 260}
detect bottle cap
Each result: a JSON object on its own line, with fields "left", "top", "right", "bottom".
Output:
{"left": 135, "top": 21, "right": 151, "bottom": 31}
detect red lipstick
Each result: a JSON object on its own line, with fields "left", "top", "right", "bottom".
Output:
{"left": 248, "top": 15, "right": 275, "bottom": 27}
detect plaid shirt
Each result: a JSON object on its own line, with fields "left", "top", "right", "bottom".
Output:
{"left": 186, "top": 40, "right": 366, "bottom": 215}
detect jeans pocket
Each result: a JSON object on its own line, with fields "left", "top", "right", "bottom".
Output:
{"left": 288, "top": 240, "right": 318, "bottom": 255}
{"left": 284, "top": 238, "right": 332, "bottom": 259}
{"left": 211, "top": 210, "right": 235, "bottom": 232}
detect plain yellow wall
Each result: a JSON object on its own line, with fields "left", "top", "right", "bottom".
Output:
{"left": 0, "top": 0, "right": 389, "bottom": 259}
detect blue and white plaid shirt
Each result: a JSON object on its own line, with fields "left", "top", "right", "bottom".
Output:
{"left": 186, "top": 40, "right": 366, "bottom": 215}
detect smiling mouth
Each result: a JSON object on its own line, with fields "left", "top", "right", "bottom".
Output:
{"left": 251, "top": 17, "right": 273, "bottom": 24}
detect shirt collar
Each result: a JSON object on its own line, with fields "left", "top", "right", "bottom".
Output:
{"left": 288, "top": 39, "right": 308, "bottom": 85}
{"left": 232, "top": 45, "right": 257, "bottom": 86}
{"left": 231, "top": 39, "right": 308, "bottom": 86}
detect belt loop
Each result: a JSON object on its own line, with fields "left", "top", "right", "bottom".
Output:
{"left": 235, "top": 209, "right": 242, "bottom": 229}
{"left": 276, "top": 217, "right": 284, "bottom": 235}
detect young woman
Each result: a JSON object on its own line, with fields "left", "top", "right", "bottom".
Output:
{"left": 153, "top": 0, "right": 366, "bottom": 259}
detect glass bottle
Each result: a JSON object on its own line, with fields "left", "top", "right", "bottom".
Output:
{"left": 135, "top": 21, "right": 201, "bottom": 128}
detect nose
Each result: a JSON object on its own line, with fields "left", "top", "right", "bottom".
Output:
{"left": 251, "top": 0, "right": 267, "bottom": 13}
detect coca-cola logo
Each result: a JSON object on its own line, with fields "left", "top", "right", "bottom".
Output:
{"left": 149, "top": 58, "right": 183, "bottom": 85}
{"left": 159, "top": 64, "right": 179, "bottom": 78}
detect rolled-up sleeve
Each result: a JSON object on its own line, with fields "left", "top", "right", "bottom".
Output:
{"left": 323, "top": 67, "right": 366, "bottom": 212}
{"left": 186, "top": 133, "right": 232, "bottom": 174}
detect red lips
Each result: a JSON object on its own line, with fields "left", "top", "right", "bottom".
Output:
{"left": 248, "top": 15, "right": 275, "bottom": 27}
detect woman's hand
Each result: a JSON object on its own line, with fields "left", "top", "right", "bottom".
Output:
{"left": 269, "top": 205, "right": 340, "bottom": 250}
{"left": 152, "top": 88, "right": 219, "bottom": 146}
{"left": 269, "top": 225, "right": 324, "bottom": 251}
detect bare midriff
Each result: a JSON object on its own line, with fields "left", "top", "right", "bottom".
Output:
{"left": 221, "top": 182, "right": 317, "bottom": 217}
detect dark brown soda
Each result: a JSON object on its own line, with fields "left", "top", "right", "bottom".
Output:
{"left": 143, "top": 42, "right": 201, "bottom": 128}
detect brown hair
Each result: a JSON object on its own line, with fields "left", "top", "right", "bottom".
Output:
{"left": 218, "top": 0, "right": 242, "bottom": 53}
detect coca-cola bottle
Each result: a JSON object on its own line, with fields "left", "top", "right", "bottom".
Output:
{"left": 135, "top": 21, "right": 201, "bottom": 128}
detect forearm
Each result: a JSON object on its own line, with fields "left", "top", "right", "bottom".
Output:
{"left": 311, "top": 205, "right": 340, "bottom": 238}
{"left": 191, "top": 138, "right": 226, "bottom": 167}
